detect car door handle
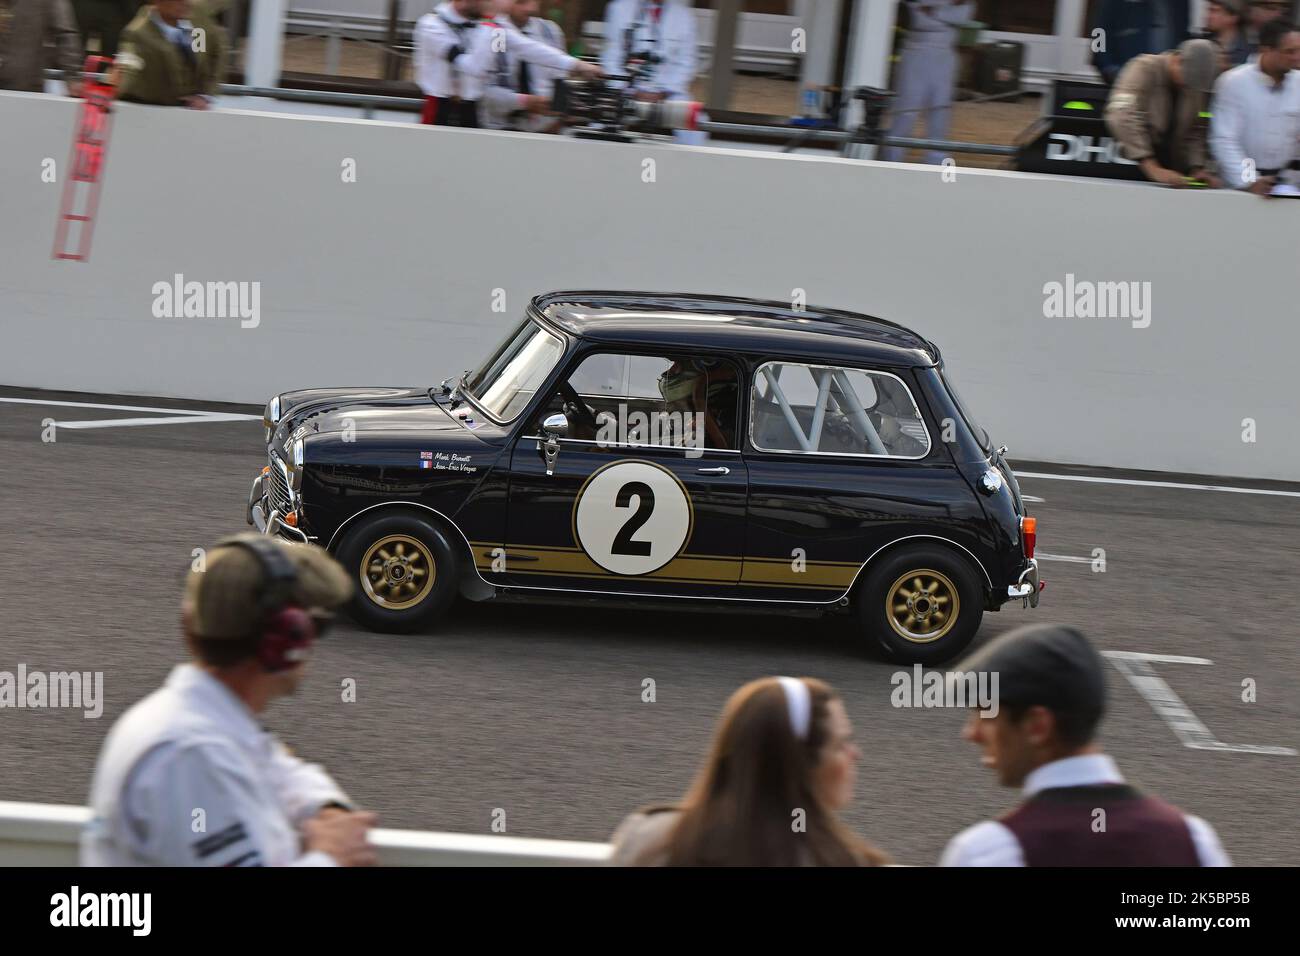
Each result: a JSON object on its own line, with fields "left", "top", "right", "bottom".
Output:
{"left": 696, "top": 466, "right": 730, "bottom": 475}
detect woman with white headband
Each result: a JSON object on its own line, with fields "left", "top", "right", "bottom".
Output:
{"left": 609, "top": 676, "right": 888, "bottom": 866}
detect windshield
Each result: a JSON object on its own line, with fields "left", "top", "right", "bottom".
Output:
{"left": 464, "top": 318, "right": 566, "bottom": 422}
{"left": 940, "top": 368, "right": 992, "bottom": 453}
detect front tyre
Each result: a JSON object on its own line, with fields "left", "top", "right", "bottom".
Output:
{"left": 336, "top": 512, "right": 459, "bottom": 633}
{"left": 859, "top": 545, "right": 984, "bottom": 664}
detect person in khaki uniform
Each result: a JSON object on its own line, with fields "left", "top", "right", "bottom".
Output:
{"left": 113, "top": 0, "right": 223, "bottom": 107}
{"left": 1105, "top": 38, "right": 1224, "bottom": 188}
{"left": 0, "top": 0, "right": 84, "bottom": 92}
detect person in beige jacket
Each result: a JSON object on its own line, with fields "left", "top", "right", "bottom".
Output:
{"left": 609, "top": 676, "right": 889, "bottom": 867}
{"left": 1104, "top": 38, "right": 1224, "bottom": 187}
{"left": 0, "top": 0, "right": 83, "bottom": 92}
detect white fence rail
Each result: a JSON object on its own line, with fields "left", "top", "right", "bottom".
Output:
{"left": 0, "top": 801, "right": 612, "bottom": 867}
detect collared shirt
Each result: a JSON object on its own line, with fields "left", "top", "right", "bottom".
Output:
{"left": 601, "top": 0, "right": 697, "bottom": 98}
{"left": 82, "top": 663, "right": 350, "bottom": 866}
{"left": 413, "top": 2, "right": 480, "bottom": 98}
{"left": 939, "top": 754, "right": 1231, "bottom": 867}
{"left": 151, "top": 11, "right": 192, "bottom": 50}
{"left": 479, "top": 16, "right": 570, "bottom": 130}
{"left": 1210, "top": 61, "right": 1300, "bottom": 188}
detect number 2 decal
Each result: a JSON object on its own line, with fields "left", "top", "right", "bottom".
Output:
{"left": 574, "top": 461, "right": 692, "bottom": 575}
{"left": 611, "top": 482, "right": 655, "bottom": 556}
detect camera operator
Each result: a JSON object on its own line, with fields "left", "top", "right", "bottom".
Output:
{"left": 415, "top": 0, "right": 598, "bottom": 128}
{"left": 476, "top": 0, "right": 596, "bottom": 131}
{"left": 81, "top": 534, "right": 376, "bottom": 867}
{"left": 601, "top": 0, "right": 697, "bottom": 101}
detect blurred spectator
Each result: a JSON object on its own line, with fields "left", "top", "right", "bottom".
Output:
{"left": 1246, "top": 0, "right": 1289, "bottom": 54}
{"left": 881, "top": 1, "right": 974, "bottom": 165}
{"left": 480, "top": 0, "right": 572, "bottom": 131}
{"left": 601, "top": 0, "right": 697, "bottom": 101}
{"left": 1104, "top": 38, "right": 1223, "bottom": 186}
{"left": 72, "top": 0, "right": 137, "bottom": 57}
{"left": 1202, "top": 0, "right": 1251, "bottom": 67}
{"left": 414, "top": 0, "right": 490, "bottom": 127}
{"left": 1091, "top": 0, "right": 1191, "bottom": 86}
{"left": 415, "top": 0, "right": 594, "bottom": 128}
{"left": 609, "top": 676, "right": 889, "bottom": 866}
{"left": 940, "top": 624, "right": 1230, "bottom": 866}
{"left": 82, "top": 534, "right": 376, "bottom": 866}
{"left": 0, "top": 0, "right": 83, "bottom": 93}
{"left": 113, "top": 0, "right": 225, "bottom": 109}
{"left": 1211, "top": 18, "right": 1300, "bottom": 194}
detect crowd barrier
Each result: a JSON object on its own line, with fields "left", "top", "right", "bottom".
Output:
{"left": 0, "top": 801, "right": 612, "bottom": 866}
{"left": 1, "top": 91, "right": 1296, "bottom": 481}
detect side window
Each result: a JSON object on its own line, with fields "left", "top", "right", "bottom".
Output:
{"left": 749, "top": 362, "right": 930, "bottom": 458}
{"left": 559, "top": 352, "right": 741, "bottom": 451}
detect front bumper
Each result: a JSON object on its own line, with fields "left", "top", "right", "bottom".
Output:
{"left": 246, "top": 472, "right": 309, "bottom": 543}
{"left": 1005, "top": 558, "right": 1042, "bottom": 608}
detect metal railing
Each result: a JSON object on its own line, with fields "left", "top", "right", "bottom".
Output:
{"left": 0, "top": 800, "right": 612, "bottom": 867}
{"left": 45, "top": 70, "right": 1019, "bottom": 156}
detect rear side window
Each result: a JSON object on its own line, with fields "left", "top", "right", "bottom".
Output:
{"left": 749, "top": 362, "right": 930, "bottom": 459}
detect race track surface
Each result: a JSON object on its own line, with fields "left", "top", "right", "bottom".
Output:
{"left": 1, "top": 387, "right": 1296, "bottom": 864}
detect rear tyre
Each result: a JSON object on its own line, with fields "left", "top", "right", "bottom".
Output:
{"left": 859, "top": 545, "right": 984, "bottom": 665}
{"left": 336, "top": 512, "right": 459, "bottom": 633}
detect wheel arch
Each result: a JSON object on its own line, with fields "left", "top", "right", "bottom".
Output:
{"left": 846, "top": 534, "right": 994, "bottom": 600}
{"left": 326, "top": 501, "right": 488, "bottom": 593}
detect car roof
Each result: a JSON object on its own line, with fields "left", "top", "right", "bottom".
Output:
{"left": 530, "top": 291, "right": 940, "bottom": 368}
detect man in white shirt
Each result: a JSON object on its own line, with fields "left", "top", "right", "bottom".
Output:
{"left": 480, "top": 0, "right": 570, "bottom": 131}
{"left": 940, "top": 624, "right": 1231, "bottom": 867}
{"left": 601, "top": 0, "right": 697, "bottom": 101}
{"left": 82, "top": 535, "right": 376, "bottom": 866}
{"left": 1211, "top": 18, "right": 1300, "bottom": 194}
{"left": 415, "top": 0, "right": 598, "bottom": 127}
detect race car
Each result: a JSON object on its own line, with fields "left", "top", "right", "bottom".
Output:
{"left": 248, "top": 291, "right": 1040, "bottom": 663}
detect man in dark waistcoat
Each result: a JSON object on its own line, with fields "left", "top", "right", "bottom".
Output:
{"left": 941, "top": 624, "right": 1230, "bottom": 866}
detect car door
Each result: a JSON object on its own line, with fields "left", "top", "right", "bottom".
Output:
{"left": 499, "top": 349, "right": 749, "bottom": 598}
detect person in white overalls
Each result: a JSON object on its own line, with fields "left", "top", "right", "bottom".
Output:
{"left": 881, "top": 0, "right": 974, "bottom": 164}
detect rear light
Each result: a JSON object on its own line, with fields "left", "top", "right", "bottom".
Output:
{"left": 1021, "top": 516, "right": 1037, "bottom": 559}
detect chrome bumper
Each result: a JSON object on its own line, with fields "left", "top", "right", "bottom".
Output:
{"left": 1006, "top": 558, "right": 1041, "bottom": 608}
{"left": 246, "top": 473, "right": 309, "bottom": 543}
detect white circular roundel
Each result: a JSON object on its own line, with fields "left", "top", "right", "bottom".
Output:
{"left": 574, "top": 460, "right": 693, "bottom": 576}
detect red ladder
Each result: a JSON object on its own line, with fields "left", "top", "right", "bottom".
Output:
{"left": 52, "top": 56, "right": 117, "bottom": 263}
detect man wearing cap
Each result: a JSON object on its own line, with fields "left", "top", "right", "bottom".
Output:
{"left": 1210, "top": 18, "right": 1300, "bottom": 195}
{"left": 941, "top": 624, "right": 1230, "bottom": 866}
{"left": 82, "top": 534, "right": 376, "bottom": 866}
{"left": 1105, "top": 38, "right": 1224, "bottom": 187}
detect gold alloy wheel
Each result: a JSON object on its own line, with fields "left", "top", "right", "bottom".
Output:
{"left": 886, "top": 568, "right": 960, "bottom": 644}
{"left": 360, "top": 534, "right": 435, "bottom": 610}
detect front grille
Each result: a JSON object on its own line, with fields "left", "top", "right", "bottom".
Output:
{"left": 268, "top": 454, "right": 294, "bottom": 514}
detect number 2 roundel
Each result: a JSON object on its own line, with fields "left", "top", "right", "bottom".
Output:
{"left": 573, "top": 460, "right": 693, "bottom": 576}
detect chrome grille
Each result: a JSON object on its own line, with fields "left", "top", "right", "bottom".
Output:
{"left": 268, "top": 454, "right": 294, "bottom": 514}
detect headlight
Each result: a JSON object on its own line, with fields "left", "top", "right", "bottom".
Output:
{"left": 291, "top": 437, "right": 305, "bottom": 470}
{"left": 264, "top": 395, "right": 282, "bottom": 442}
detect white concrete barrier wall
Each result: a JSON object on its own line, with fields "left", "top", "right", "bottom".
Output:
{"left": 1, "top": 91, "right": 1295, "bottom": 481}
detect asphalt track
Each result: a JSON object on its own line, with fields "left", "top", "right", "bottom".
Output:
{"left": 0, "top": 386, "right": 1296, "bottom": 865}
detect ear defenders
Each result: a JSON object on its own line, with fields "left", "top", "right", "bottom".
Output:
{"left": 213, "top": 536, "right": 317, "bottom": 673}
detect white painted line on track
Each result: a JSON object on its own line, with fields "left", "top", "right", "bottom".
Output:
{"left": 1021, "top": 495, "right": 1046, "bottom": 503}
{"left": 1102, "top": 651, "right": 1297, "bottom": 756}
{"left": 1019, "top": 471, "right": 1300, "bottom": 499}
{"left": 0, "top": 397, "right": 260, "bottom": 429}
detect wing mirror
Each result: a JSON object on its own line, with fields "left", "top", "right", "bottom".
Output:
{"left": 542, "top": 413, "right": 568, "bottom": 439}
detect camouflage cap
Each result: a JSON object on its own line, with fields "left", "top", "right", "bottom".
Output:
{"left": 184, "top": 534, "right": 352, "bottom": 640}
